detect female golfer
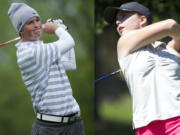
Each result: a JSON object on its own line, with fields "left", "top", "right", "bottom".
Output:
{"left": 8, "top": 2, "right": 84, "bottom": 135}
{"left": 104, "top": 2, "right": 180, "bottom": 135}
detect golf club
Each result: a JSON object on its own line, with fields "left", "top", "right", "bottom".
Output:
{"left": 95, "top": 69, "right": 121, "bottom": 83}
{"left": 0, "top": 37, "right": 20, "bottom": 47}
{"left": 0, "top": 18, "right": 67, "bottom": 47}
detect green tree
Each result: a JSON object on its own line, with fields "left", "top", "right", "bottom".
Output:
{"left": 95, "top": 0, "right": 180, "bottom": 135}
{"left": 0, "top": 0, "right": 94, "bottom": 135}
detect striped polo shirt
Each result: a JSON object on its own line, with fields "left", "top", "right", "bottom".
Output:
{"left": 15, "top": 27, "right": 80, "bottom": 116}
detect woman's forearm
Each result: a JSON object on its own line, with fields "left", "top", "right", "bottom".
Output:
{"left": 117, "top": 19, "right": 180, "bottom": 59}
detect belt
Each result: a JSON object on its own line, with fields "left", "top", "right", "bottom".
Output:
{"left": 37, "top": 112, "right": 80, "bottom": 123}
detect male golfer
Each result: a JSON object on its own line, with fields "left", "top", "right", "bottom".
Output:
{"left": 8, "top": 3, "right": 84, "bottom": 135}
{"left": 104, "top": 2, "right": 180, "bottom": 135}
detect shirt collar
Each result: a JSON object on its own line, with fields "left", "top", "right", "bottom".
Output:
{"left": 151, "top": 41, "right": 166, "bottom": 49}
{"left": 15, "top": 40, "right": 42, "bottom": 48}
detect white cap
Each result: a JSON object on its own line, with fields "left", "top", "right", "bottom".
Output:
{"left": 8, "top": 3, "right": 40, "bottom": 34}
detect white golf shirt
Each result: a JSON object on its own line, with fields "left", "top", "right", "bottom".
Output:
{"left": 118, "top": 41, "right": 180, "bottom": 129}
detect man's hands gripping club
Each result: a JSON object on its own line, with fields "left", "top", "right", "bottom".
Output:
{"left": 42, "top": 18, "right": 68, "bottom": 34}
{"left": 0, "top": 19, "right": 68, "bottom": 47}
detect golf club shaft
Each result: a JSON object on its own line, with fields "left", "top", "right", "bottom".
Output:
{"left": 0, "top": 19, "right": 65, "bottom": 47}
{"left": 95, "top": 69, "right": 121, "bottom": 83}
{"left": 0, "top": 37, "right": 20, "bottom": 47}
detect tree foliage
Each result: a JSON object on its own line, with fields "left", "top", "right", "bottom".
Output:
{"left": 0, "top": 0, "right": 94, "bottom": 135}
{"left": 96, "top": 0, "right": 180, "bottom": 34}
{"left": 95, "top": 0, "right": 180, "bottom": 134}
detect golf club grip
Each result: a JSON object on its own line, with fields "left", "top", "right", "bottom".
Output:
{"left": 95, "top": 69, "right": 121, "bottom": 83}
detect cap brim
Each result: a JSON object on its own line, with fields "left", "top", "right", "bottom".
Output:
{"left": 104, "top": 7, "right": 135, "bottom": 24}
{"left": 104, "top": 7, "right": 119, "bottom": 24}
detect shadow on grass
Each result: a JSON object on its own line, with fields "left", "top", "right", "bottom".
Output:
{"left": 95, "top": 120, "right": 136, "bottom": 135}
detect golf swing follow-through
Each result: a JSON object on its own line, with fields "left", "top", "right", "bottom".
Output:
{"left": 104, "top": 1, "right": 180, "bottom": 135}
{"left": 0, "top": 19, "right": 67, "bottom": 47}
{"left": 8, "top": 2, "right": 84, "bottom": 135}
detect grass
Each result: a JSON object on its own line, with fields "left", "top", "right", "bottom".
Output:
{"left": 99, "top": 93, "right": 132, "bottom": 124}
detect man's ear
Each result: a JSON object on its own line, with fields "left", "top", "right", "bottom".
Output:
{"left": 140, "top": 16, "right": 148, "bottom": 27}
{"left": 19, "top": 30, "right": 22, "bottom": 37}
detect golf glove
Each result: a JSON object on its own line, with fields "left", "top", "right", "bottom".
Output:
{"left": 46, "top": 18, "right": 68, "bottom": 31}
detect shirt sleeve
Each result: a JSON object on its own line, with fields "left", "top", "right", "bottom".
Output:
{"left": 34, "top": 27, "right": 75, "bottom": 68}
{"left": 54, "top": 27, "right": 75, "bottom": 55}
{"left": 60, "top": 48, "right": 76, "bottom": 70}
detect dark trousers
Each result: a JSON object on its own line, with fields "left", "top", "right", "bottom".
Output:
{"left": 31, "top": 118, "right": 84, "bottom": 135}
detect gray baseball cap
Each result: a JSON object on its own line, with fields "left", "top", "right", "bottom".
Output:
{"left": 8, "top": 3, "right": 40, "bottom": 34}
{"left": 104, "top": 2, "right": 152, "bottom": 24}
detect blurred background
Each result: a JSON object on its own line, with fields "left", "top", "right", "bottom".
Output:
{"left": 95, "top": 0, "right": 180, "bottom": 135}
{"left": 0, "top": 0, "right": 93, "bottom": 135}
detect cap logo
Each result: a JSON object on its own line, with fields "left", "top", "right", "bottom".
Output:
{"left": 17, "top": 22, "right": 22, "bottom": 31}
